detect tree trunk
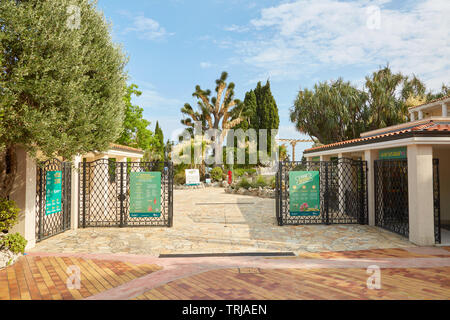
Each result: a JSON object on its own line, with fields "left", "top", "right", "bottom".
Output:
{"left": 0, "top": 145, "right": 18, "bottom": 199}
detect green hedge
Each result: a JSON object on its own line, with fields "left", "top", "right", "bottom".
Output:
{"left": 0, "top": 233, "right": 27, "bottom": 254}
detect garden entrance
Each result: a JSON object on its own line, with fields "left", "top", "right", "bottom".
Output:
{"left": 276, "top": 159, "right": 368, "bottom": 226}
{"left": 79, "top": 160, "right": 173, "bottom": 228}
{"left": 374, "top": 159, "right": 441, "bottom": 243}
{"left": 36, "top": 159, "right": 72, "bottom": 242}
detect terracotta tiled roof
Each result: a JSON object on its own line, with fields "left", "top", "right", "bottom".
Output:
{"left": 110, "top": 143, "right": 144, "bottom": 154}
{"left": 304, "top": 120, "right": 450, "bottom": 153}
{"left": 408, "top": 95, "right": 450, "bottom": 110}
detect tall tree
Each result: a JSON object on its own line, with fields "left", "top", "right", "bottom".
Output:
{"left": 365, "top": 66, "right": 426, "bottom": 130}
{"left": 290, "top": 65, "right": 434, "bottom": 145}
{"left": 253, "top": 81, "right": 279, "bottom": 154}
{"left": 116, "top": 84, "right": 156, "bottom": 151}
{"left": 180, "top": 71, "right": 244, "bottom": 140}
{"left": 154, "top": 121, "right": 164, "bottom": 160}
{"left": 290, "top": 79, "right": 368, "bottom": 145}
{"left": 0, "top": 0, "right": 128, "bottom": 198}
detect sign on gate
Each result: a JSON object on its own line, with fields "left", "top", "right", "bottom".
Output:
{"left": 379, "top": 147, "right": 407, "bottom": 160}
{"left": 45, "top": 171, "right": 62, "bottom": 215}
{"left": 289, "top": 171, "right": 320, "bottom": 216}
{"left": 129, "top": 172, "right": 161, "bottom": 217}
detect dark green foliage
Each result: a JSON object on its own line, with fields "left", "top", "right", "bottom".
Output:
{"left": 117, "top": 84, "right": 156, "bottom": 152}
{"left": 231, "top": 81, "right": 280, "bottom": 165}
{"left": 237, "top": 178, "right": 251, "bottom": 189}
{"left": 290, "top": 65, "right": 445, "bottom": 145}
{"left": 210, "top": 167, "right": 223, "bottom": 181}
{"left": 252, "top": 175, "right": 267, "bottom": 188}
{"left": 0, "top": 198, "right": 20, "bottom": 232}
{"left": 0, "top": 233, "right": 27, "bottom": 254}
{"left": 0, "top": 0, "right": 128, "bottom": 197}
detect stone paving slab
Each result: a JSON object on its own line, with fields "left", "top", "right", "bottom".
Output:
{"left": 31, "top": 188, "right": 413, "bottom": 256}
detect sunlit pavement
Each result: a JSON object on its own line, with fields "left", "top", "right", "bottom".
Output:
{"left": 31, "top": 188, "right": 413, "bottom": 256}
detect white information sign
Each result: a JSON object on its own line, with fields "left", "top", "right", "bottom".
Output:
{"left": 185, "top": 169, "right": 200, "bottom": 185}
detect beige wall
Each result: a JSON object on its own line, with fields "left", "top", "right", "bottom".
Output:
{"left": 10, "top": 147, "right": 36, "bottom": 249}
{"left": 433, "top": 147, "right": 450, "bottom": 224}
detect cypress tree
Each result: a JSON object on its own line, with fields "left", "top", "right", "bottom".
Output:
{"left": 155, "top": 121, "right": 164, "bottom": 160}
{"left": 245, "top": 81, "right": 279, "bottom": 158}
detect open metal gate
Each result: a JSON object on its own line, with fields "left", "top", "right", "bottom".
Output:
{"left": 276, "top": 159, "right": 368, "bottom": 226}
{"left": 374, "top": 159, "right": 441, "bottom": 243}
{"left": 36, "top": 159, "right": 72, "bottom": 242}
{"left": 79, "top": 160, "right": 173, "bottom": 228}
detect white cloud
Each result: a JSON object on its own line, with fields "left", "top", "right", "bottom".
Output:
{"left": 226, "top": 0, "right": 450, "bottom": 90}
{"left": 125, "top": 15, "right": 174, "bottom": 40}
{"left": 200, "top": 61, "right": 213, "bottom": 69}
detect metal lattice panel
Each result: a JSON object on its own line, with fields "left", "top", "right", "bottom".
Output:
{"left": 36, "top": 159, "right": 71, "bottom": 242}
{"left": 374, "top": 160, "right": 409, "bottom": 237}
{"left": 276, "top": 159, "right": 368, "bottom": 226}
{"left": 79, "top": 160, "right": 173, "bottom": 228}
{"left": 433, "top": 159, "right": 441, "bottom": 244}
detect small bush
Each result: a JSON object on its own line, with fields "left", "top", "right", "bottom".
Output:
{"left": 233, "top": 168, "right": 256, "bottom": 178}
{"left": 270, "top": 176, "right": 276, "bottom": 189}
{"left": 210, "top": 167, "right": 223, "bottom": 181}
{"left": 0, "top": 198, "right": 20, "bottom": 232}
{"left": 252, "top": 175, "right": 268, "bottom": 188}
{"left": 237, "top": 178, "right": 252, "bottom": 189}
{"left": 0, "top": 233, "right": 27, "bottom": 254}
{"left": 174, "top": 171, "right": 186, "bottom": 185}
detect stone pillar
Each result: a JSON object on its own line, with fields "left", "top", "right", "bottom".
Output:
{"left": 410, "top": 112, "right": 415, "bottom": 121}
{"left": 364, "top": 149, "right": 378, "bottom": 226}
{"left": 10, "top": 147, "right": 37, "bottom": 250}
{"left": 407, "top": 145, "right": 435, "bottom": 245}
{"left": 70, "top": 155, "right": 81, "bottom": 230}
{"left": 442, "top": 103, "right": 448, "bottom": 117}
{"left": 418, "top": 110, "right": 424, "bottom": 120}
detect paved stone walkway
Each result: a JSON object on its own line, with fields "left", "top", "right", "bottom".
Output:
{"left": 2, "top": 247, "right": 449, "bottom": 300}
{"left": 31, "top": 188, "right": 413, "bottom": 256}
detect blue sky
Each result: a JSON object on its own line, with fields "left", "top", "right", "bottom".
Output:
{"left": 97, "top": 0, "right": 449, "bottom": 160}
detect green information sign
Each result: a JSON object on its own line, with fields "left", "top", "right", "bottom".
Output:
{"left": 289, "top": 171, "right": 320, "bottom": 216}
{"left": 45, "top": 171, "right": 62, "bottom": 215}
{"left": 379, "top": 147, "right": 407, "bottom": 160}
{"left": 129, "top": 172, "right": 161, "bottom": 218}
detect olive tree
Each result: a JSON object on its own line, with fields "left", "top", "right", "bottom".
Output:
{"left": 0, "top": 0, "right": 128, "bottom": 198}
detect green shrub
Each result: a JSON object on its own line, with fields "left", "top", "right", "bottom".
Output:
{"left": 210, "top": 167, "right": 223, "bottom": 181}
{"left": 174, "top": 171, "right": 186, "bottom": 185}
{"left": 0, "top": 233, "right": 27, "bottom": 254}
{"left": 0, "top": 198, "right": 20, "bottom": 232}
{"left": 233, "top": 168, "right": 256, "bottom": 178}
{"left": 237, "top": 178, "right": 252, "bottom": 189}
{"left": 252, "top": 175, "right": 268, "bottom": 188}
{"left": 270, "top": 176, "right": 276, "bottom": 189}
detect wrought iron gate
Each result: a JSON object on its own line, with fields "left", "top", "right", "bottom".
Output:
{"left": 276, "top": 159, "right": 368, "bottom": 226}
{"left": 374, "top": 159, "right": 409, "bottom": 237}
{"left": 36, "top": 159, "right": 72, "bottom": 242}
{"left": 79, "top": 160, "right": 173, "bottom": 228}
{"left": 374, "top": 159, "right": 441, "bottom": 243}
{"left": 433, "top": 159, "right": 441, "bottom": 244}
